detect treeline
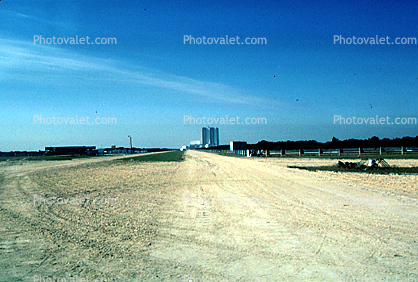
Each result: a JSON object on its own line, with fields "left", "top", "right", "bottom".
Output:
{"left": 211, "top": 136, "right": 418, "bottom": 151}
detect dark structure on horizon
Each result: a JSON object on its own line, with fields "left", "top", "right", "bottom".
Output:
{"left": 45, "top": 146, "right": 96, "bottom": 156}
{"left": 230, "top": 141, "right": 247, "bottom": 151}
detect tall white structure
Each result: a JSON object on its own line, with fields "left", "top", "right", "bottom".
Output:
{"left": 201, "top": 127, "right": 210, "bottom": 147}
{"left": 210, "top": 127, "right": 219, "bottom": 147}
{"left": 202, "top": 127, "right": 219, "bottom": 147}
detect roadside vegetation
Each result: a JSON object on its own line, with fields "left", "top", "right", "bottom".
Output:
{"left": 288, "top": 165, "right": 418, "bottom": 174}
{"left": 272, "top": 153, "right": 418, "bottom": 159}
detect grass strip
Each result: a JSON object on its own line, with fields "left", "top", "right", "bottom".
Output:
{"left": 120, "top": 151, "right": 184, "bottom": 162}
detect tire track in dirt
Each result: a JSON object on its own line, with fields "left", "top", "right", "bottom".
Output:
{"left": 148, "top": 151, "right": 417, "bottom": 281}
{"left": 195, "top": 154, "right": 404, "bottom": 279}
{"left": 0, "top": 156, "right": 173, "bottom": 281}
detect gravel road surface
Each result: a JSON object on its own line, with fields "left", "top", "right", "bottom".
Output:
{"left": 0, "top": 151, "right": 417, "bottom": 281}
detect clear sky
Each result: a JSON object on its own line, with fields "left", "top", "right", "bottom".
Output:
{"left": 1, "top": 0, "right": 417, "bottom": 151}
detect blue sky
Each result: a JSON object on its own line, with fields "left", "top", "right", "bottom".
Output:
{"left": 1, "top": 0, "right": 417, "bottom": 151}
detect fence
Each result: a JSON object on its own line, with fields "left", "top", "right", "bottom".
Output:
{"left": 201, "top": 147, "right": 418, "bottom": 157}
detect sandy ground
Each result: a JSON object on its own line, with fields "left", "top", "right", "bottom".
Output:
{"left": 0, "top": 151, "right": 417, "bottom": 281}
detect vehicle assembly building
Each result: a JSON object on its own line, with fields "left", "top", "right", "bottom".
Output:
{"left": 202, "top": 127, "right": 219, "bottom": 147}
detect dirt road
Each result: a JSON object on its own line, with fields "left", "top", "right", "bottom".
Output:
{"left": 0, "top": 151, "right": 417, "bottom": 281}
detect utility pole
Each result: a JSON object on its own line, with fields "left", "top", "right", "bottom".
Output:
{"left": 128, "top": 135, "right": 132, "bottom": 154}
